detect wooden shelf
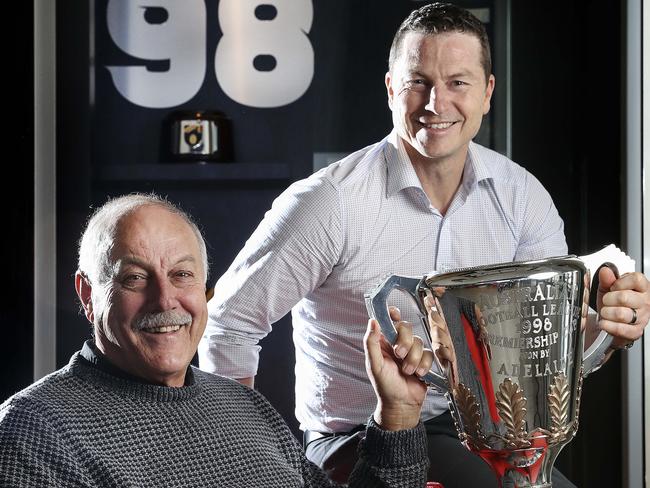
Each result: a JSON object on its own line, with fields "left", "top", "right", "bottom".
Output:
{"left": 95, "top": 163, "right": 291, "bottom": 182}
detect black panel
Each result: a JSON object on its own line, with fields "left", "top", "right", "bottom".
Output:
{"left": 510, "top": 2, "right": 623, "bottom": 486}
{"left": 1, "top": 1, "right": 34, "bottom": 402}
{"left": 56, "top": 0, "right": 94, "bottom": 369}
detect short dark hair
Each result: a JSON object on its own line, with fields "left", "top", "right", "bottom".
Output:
{"left": 388, "top": 2, "right": 492, "bottom": 83}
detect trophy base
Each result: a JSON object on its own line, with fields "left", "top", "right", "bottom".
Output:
{"left": 475, "top": 445, "right": 553, "bottom": 488}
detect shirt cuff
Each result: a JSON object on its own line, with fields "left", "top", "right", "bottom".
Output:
{"left": 197, "top": 339, "right": 260, "bottom": 378}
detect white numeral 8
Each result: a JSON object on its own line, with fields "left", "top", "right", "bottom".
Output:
{"left": 215, "top": 0, "right": 314, "bottom": 108}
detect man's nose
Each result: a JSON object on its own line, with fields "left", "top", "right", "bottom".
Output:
{"left": 150, "top": 278, "right": 178, "bottom": 311}
{"left": 424, "top": 86, "right": 440, "bottom": 115}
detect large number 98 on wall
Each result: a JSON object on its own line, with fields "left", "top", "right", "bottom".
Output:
{"left": 106, "top": 0, "right": 314, "bottom": 109}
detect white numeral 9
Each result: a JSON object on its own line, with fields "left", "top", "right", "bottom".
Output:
{"left": 215, "top": 0, "right": 314, "bottom": 108}
{"left": 106, "top": 0, "right": 206, "bottom": 108}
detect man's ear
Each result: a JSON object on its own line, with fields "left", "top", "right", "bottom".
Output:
{"left": 75, "top": 271, "right": 94, "bottom": 324}
{"left": 385, "top": 71, "right": 394, "bottom": 111}
{"left": 482, "top": 74, "right": 496, "bottom": 115}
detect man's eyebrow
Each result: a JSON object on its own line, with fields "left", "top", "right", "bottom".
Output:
{"left": 117, "top": 254, "right": 197, "bottom": 270}
{"left": 172, "top": 255, "right": 197, "bottom": 267}
{"left": 448, "top": 70, "right": 479, "bottom": 79}
{"left": 117, "top": 256, "right": 149, "bottom": 270}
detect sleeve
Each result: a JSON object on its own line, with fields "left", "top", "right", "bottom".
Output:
{"left": 513, "top": 172, "right": 568, "bottom": 262}
{"left": 251, "top": 387, "right": 429, "bottom": 488}
{"left": 0, "top": 402, "right": 94, "bottom": 488}
{"left": 345, "top": 418, "right": 429, "bottom": 488}
{"left": 198, "top": 175, "right": 343, "bottom": 379}
{"left": 297, "top": 418, "right": 429, "bottom": 488}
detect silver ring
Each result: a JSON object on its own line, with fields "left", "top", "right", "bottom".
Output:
{"left": 629, "top": 307, "right": 638, "bottom": 325}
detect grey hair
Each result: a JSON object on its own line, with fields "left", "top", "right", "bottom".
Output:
{"left": 78, "top": 193, "right": 209, "bottom": 285}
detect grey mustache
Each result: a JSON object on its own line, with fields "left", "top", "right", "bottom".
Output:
{"left": 134, "top": 310, "right": 192, "bottom": 330}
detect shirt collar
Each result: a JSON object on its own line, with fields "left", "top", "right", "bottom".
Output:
{"left": 384, "top": 130, "right": 425, "bottom": 198}
{"left": 465, "top": 141, "right": 493, "bottom": 188}
{"left": 385, "top": 134, "right": 493, "bottom": 198}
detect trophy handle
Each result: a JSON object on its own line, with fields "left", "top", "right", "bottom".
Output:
{"left": 364, "top": 275, "right": 449, "bottom": 391}
{"left": 580, "top": 245, "right": 636, "bottom": 375}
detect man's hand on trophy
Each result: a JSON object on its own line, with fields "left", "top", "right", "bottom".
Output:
{"left": 596, "top": 267, "right": 650, "bottom": 350}
{"left": 364, "top": 307, "right": 433, "bottom": 431}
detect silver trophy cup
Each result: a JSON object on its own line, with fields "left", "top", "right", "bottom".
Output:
{"left": 365, "top": 245, "right": 634, "bottom": 488}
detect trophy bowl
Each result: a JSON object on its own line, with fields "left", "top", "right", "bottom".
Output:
{"left": 365, "top": 246, "right": 634, "bottom": 487}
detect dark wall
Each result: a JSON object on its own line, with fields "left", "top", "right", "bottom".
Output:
{"left": 56, "top": 0, "right": 94, "bottom": 381}
{"left": 510, "top": 3, "right": 623, "bottom": 486}
{"left": 4, "top": 1, "right": 627, "bottom": 487}
{"left": 0, "top": 1, "right": 34, "bottom": 402}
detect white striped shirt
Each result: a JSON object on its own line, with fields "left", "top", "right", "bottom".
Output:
{"left": 198, "top": 131, "right": 567, "bottom": 432}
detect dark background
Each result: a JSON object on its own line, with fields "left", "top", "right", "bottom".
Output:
{"left": 4, "top": 1, "right": 626, "bottom": 486}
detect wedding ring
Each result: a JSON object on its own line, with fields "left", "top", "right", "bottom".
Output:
{"left": 628, "top": 307, "right": 638, "bottom": 325}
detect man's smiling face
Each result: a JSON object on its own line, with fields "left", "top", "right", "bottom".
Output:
{"left": 386, "top": 31, "right": 495, "bottom": 168}
{"left": 87, "top": 205, "right": 208, "bottom": 387}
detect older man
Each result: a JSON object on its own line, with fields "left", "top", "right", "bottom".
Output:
{"left": 0, "top": 194, "right": 432, "bottom": 487}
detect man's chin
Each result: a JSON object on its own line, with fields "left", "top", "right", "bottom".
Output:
{"left": 141, "top": 360, "right": 192, "bottom": 386}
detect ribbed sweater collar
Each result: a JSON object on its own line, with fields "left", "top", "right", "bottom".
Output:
{"left": 70, "top": 340, "right": 202, "bottom": 402}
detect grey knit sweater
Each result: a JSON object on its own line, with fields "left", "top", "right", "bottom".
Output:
{"left": 0, "top": 341, "right": 428, "bottom": 487}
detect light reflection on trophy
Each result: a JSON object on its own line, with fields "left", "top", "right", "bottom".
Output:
{"left": 365, "top": 245, "right": 634, "bottom": 488}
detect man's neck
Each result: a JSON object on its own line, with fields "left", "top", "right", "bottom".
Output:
{"left": 93, "top": 336, "right": 189, "bottom": 387}
{"left": 406, "top": 146, "right": 468, "bottom": 215}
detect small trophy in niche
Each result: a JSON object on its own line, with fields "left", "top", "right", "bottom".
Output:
{"left": 169, "top": 111, "right": 232, "bottom": 163}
